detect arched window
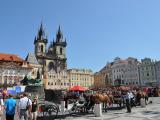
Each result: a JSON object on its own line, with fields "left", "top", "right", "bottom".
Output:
{"left": 60, "top": 48, "right": 62, "bottom": 55}
{"left": 41, "top": 45, "right": 44, "bottom": 52}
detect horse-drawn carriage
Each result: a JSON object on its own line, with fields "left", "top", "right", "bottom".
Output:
{"left": 37, "top": 89, "right": 89, "bottom": 119}
{"left": 38, "top": 102, "right": 59, "bottom": 119}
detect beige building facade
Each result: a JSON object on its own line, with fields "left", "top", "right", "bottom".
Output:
{"left": 68, "top": 69, "right": 94, "bottom": 89}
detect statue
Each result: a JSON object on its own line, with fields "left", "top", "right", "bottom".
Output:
{"left": 20, "top": 74, "right": 43, "bottom": 86}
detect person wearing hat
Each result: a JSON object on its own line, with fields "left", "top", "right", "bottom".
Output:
{"left": 31, "top": 97, "right": 38, "bottom": 120}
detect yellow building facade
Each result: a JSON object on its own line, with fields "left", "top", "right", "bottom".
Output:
{"left": 68, "top": 69, "right": 94, "bottom": 89}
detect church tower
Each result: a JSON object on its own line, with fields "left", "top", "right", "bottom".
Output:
{"left": 34, "top": 23, "right": 48, "bottom": 64}
{"left": 33, "top": 23, "right": 69, "bottom": 90}
{"left": 52, "top": 26, "right": 67, "bottom": 71}
{"left": 53, "top": 26, "right": 67, "bottom": 59}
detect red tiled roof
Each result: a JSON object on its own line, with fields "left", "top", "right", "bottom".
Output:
{"left": 0, "top": 53, "right": 24, "bottom": 62}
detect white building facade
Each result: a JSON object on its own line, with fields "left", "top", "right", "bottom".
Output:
{"left": 0, "top": 53, "right": 32, "bottom": 85}
{"left": 111, "top": 57, "right": 139, "bottom": 86}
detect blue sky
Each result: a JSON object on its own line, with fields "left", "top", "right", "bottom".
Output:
{"left": 0, "top": 0, "right": 160, "bottom": 72}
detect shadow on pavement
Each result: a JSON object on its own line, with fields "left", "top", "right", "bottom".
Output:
{"left": 37, "top": 112, "right": 94, "bottom": 120}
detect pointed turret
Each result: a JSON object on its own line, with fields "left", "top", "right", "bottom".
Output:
{"left": 38, "top": 22, "right": 45, "bottom": 40}
{"left": 34, "top": 22, "right": 48, "bottom": 45}
{"left": 56, "top": 25, "right": 63, "bottom": 42}
{"left": 34, "top": 22, "right": 48, "bottom": 57}
{"left": 53, "top": 25, "right": 67, "bottom": 47}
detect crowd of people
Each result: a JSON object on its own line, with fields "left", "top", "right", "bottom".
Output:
{"left": 63, "top": 86, "right": 159, "bottom": 114}
{"left": 0, "top": 86, "right": 159, "bottom": 120}
{"left": 0, "top": 92, "right": 38, "bottom": 120}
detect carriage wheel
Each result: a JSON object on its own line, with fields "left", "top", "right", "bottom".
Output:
{"left": 68, "top": 104, "right": 81, "bottom": 115}
{"left": 46, "top": 104, "right": 58, "bottom": 119}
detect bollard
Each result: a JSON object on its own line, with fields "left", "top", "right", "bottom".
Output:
{"left": 94, "top": 103, "right": 102, "bottom": 117}
{"left": 61, "top": 101, "right": 66, "bottom": 113}
{"left": 140, "top": 98, "right": 146, "bottom": 108}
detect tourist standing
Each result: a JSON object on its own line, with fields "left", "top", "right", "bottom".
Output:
{"left": 125, "top": 91, "right": 131, "bottom": 113}
{"left": 0, "top": 94, "right": 4, "bottom": 120}
{"left": 129, "top": 91, "right": 134, "bottom": 107}
{"left": 31, "top": 97, "right": 38, "bottom": 120}
{"left": 18, "top": 93, "right": 32, "bottom": 120}
{"left": 4, "top": 94, "right": 16, "bottom": 120}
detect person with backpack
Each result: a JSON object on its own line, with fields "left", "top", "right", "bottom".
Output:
{"left": 4, "top": 94, "right": 16, "bottom": 120}
{"left": 18, "top": 93, "right": 32, "bottom": 120}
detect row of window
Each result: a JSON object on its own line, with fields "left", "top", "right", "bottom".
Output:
{"left": 141, "top": 66, "right": 153, "bottom": 71}
{"left": 71, "top": 83, "right": 88, "bottom": 87}
{"left": 48, "top": 82, "right": 92, "bottom": 87}
{"left": 115, "top": 80, "right": 139, "bottom": 85}
{"left": 71, "top": 74, "right": 90, "bottom": 78}
{"left": 113, "top": 68, "right": 137, "bottom": 73}
{"left": 48, "top": 82, "right": 69, "bottom": 86}
{"left": 0, "top": 75, "right": 23, "bottom": 80}
{"left": 3, "top": 69, "right": 29, "bottom": 74}
{"left": 113, "top": 74, "right": 138, "bottom": 80}
{"left": 71, "top": 77, "right": 90, "bottom": 81}
{"left": 49, "top": 75, "right": 67, "bottom": 79}
{"left": 0, "top": 80, "right": 19, "bottom": 84}
{"left": 125, "top": 82, "right": 139, "bottom": 85}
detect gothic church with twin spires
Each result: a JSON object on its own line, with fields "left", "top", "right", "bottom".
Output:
{"left": 34, "top": 23, "right": 69, "bottom": 90}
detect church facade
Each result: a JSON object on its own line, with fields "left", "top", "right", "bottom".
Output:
{"left": 34, "top": 23, "right": 69, "bottom": 90}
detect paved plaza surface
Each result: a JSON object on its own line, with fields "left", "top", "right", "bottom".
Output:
{"left": 55, "top": 97, "right": 160, "bottom": 120}
{"left": 1, "top": 97, "right": 160, "bottom": 120}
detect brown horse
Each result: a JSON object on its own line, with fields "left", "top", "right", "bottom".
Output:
{"left": 136, "top": 91, "right": 148, "bottom": 105}
{"left": 90, "top": 93, "right": 111, "bottom": 112}
{"left": 93, "top": 93, "right": 110, "bottom": 103}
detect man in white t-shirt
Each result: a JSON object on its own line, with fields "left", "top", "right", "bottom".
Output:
{"left": 18, "top": 93, "right": 32, "bottom": 120}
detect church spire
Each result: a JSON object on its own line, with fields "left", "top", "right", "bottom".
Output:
{"left": 38, "top": 22, "right": 45, "bottom": 40}
{"left": 56, "top": 25, "right": 63, "bottom": 42}
{"left": 34, "top": 22, "right": 48, "bottom": 45}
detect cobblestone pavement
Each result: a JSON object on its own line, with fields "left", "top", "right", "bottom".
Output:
{"left": 54, "top": 97, "right": 160, "bottom": 120}
{"left": 2, "top": 97, "right": 160, "bottom": 120}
